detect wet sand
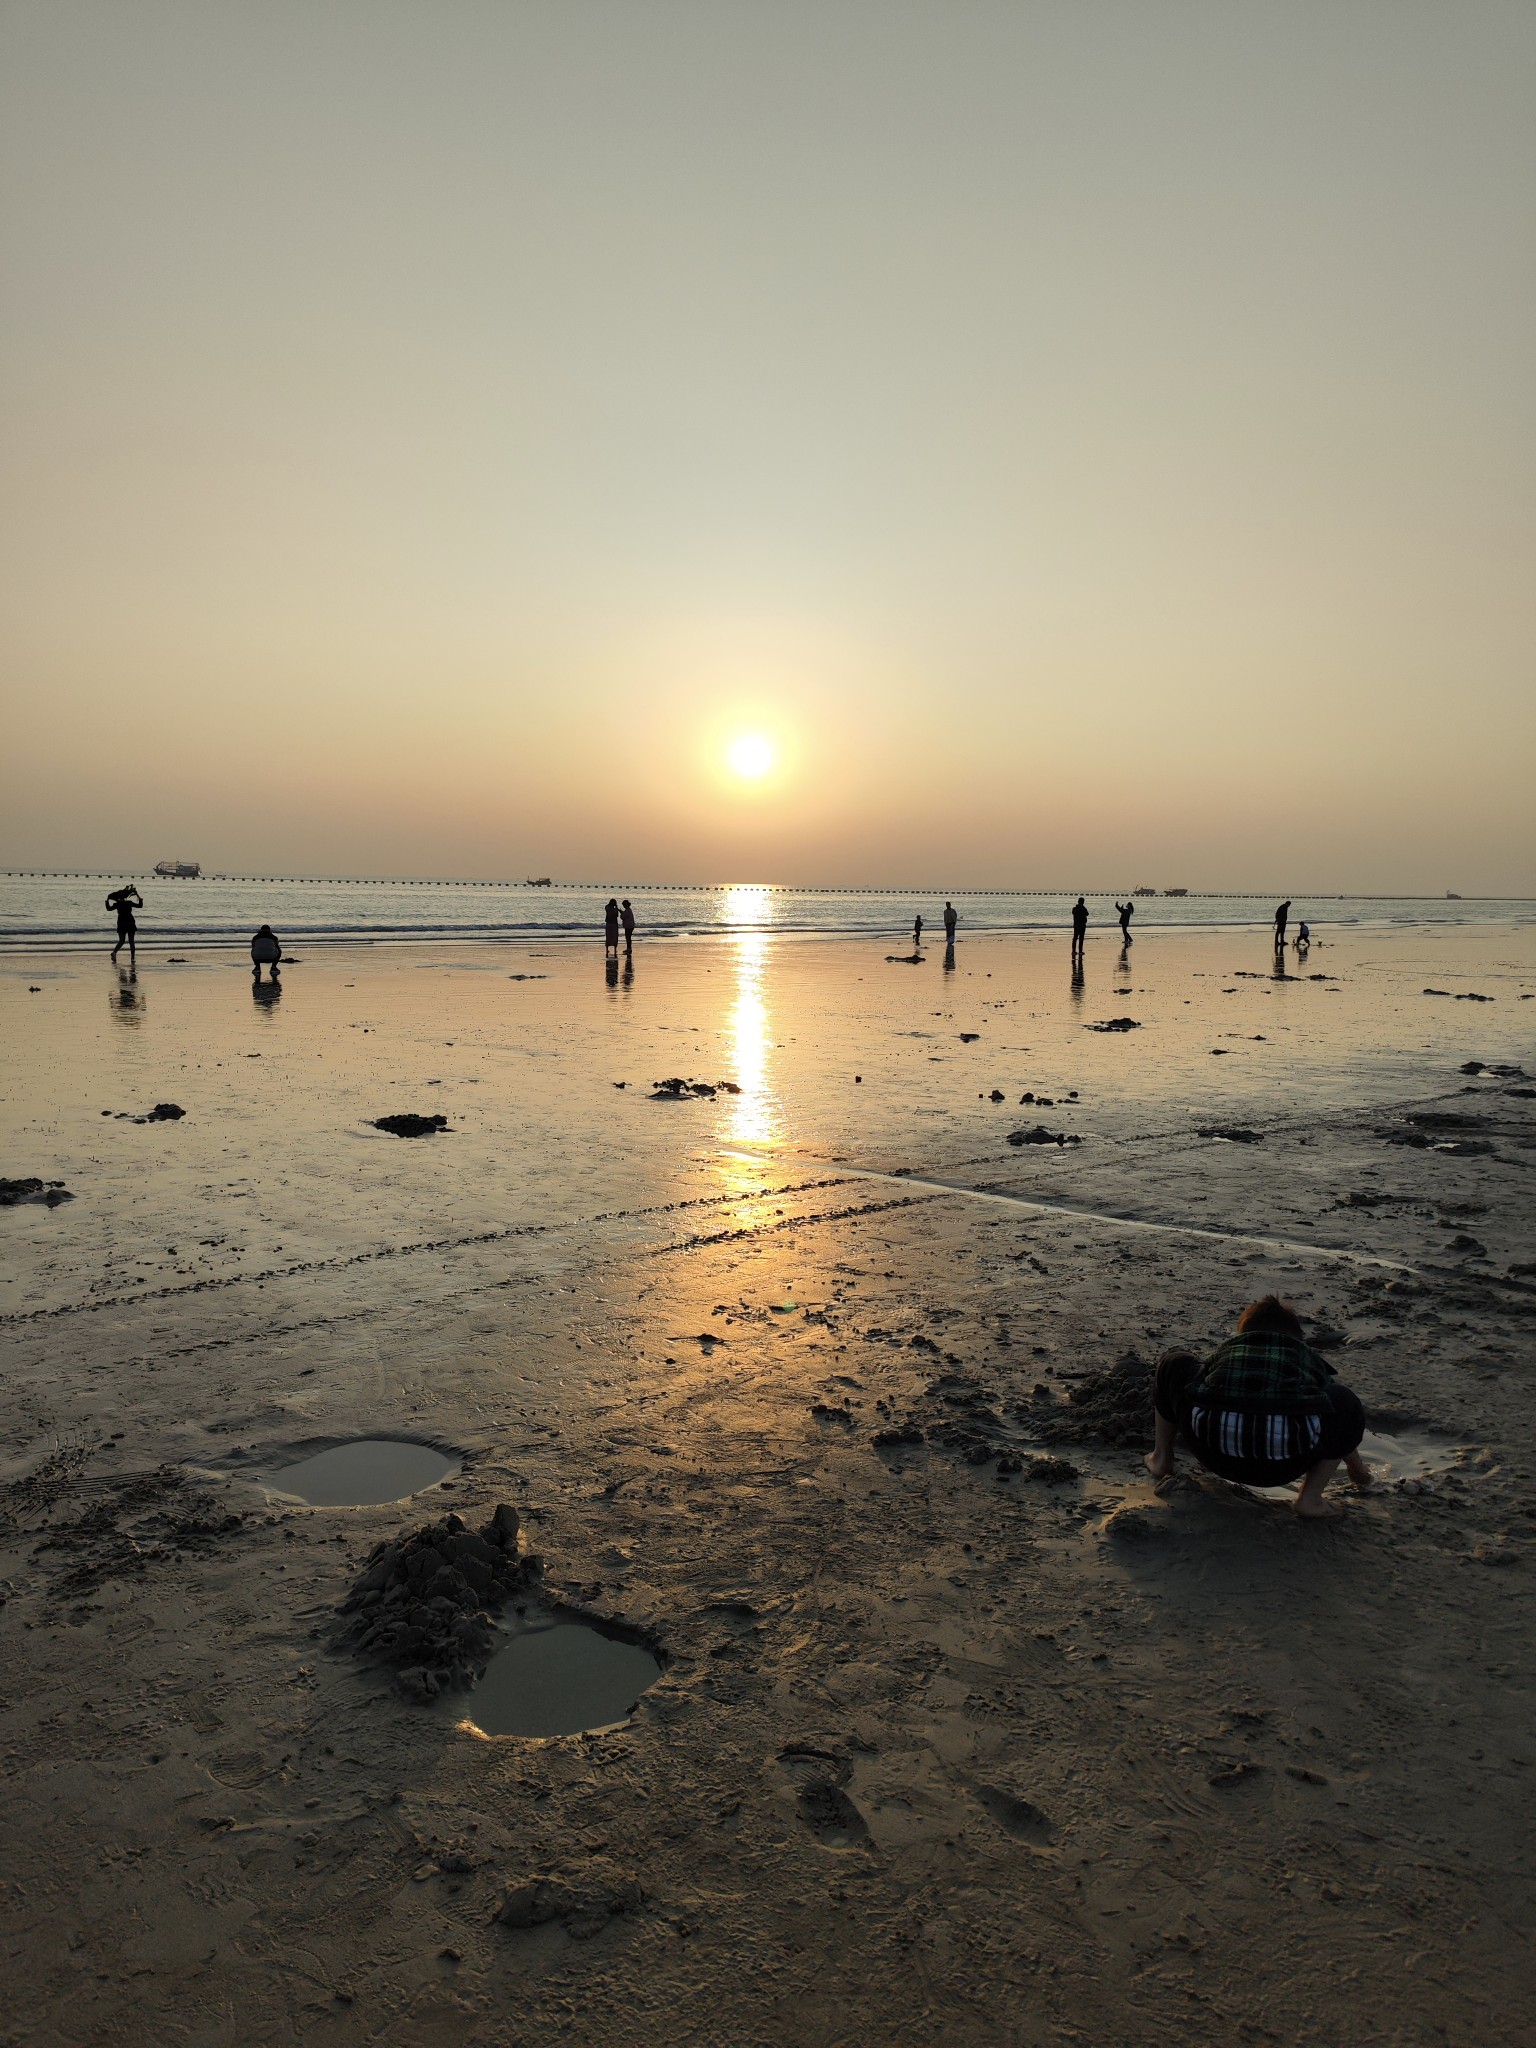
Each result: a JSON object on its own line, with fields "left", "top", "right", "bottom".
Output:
{"left": 1, "top": 923, "right": 1533, "bottom": 2045}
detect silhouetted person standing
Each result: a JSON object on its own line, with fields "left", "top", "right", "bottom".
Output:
{"left": 1071, "top": 896, "right": 1088, "bottom": 962}
{"left": 604, "top": 898, "right": 621, "bottom": 957}
{"left": 912, "top": 913, "right": 923, "bottom": 950}
{"left": 1116, "top": 900, "right": 1133, "bottom": 942}
{"left": 943, "top": 902, "right": 957, "bottom": 942}
{"left": 106, "top": 884, "right": 142, "bottom": 966}
{"left": 250, "top": 924, "right": 283, "bottom": 983}
{"left": 620, "top": 899, "right": 636, "bottom": 952}
{"left": 1274, "top": 900, "right": 1291, "bottom": 948}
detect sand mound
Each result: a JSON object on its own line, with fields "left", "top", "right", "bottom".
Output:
{"left": 1030, "top": 1351, "right": 1152, "bottom": 1447}
{"left": 336, "top": 1504, "right": 533, "bottom": 1697}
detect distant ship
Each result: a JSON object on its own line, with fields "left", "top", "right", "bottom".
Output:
{"left": 1446, "top": 891, "right": 1462, "bottom": 900}
{"left": 153, "top": 860, "right": 201, "bottom": 878}
{"left": 525, "top": 875, "right": 552, "bottom": 886}
{"left": 1133, "top": 885, "right": 1159, "bottom": 896}
{"left": 1163, "top": 886, "right": 1189, "bottom": 897}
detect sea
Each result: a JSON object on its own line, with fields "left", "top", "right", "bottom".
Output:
{"left": 1, "top": 872, "right": 1531, "bottom": 953}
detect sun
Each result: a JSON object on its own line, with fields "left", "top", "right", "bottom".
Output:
{"left": 726, "top": 732, "right": 776, "bottom": 780}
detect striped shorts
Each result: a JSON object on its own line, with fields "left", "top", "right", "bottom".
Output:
{"left": 1154, "top": 1350, "right": 1365, "bottom": 1486}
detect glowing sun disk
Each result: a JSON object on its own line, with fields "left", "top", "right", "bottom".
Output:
{"left": 727, "top": 732, "right": 775, "bottom": 779}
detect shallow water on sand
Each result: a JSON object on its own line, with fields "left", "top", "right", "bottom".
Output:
{"left": 0, "top": 922, "right": 1530, "bottom": 1321}
{"left": 452, "top": 1613, "right": 663, "bottom": 1738}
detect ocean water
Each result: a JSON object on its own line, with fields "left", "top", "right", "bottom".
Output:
{"left": 0, "top": 871, "right": 1529, "bottom": 952}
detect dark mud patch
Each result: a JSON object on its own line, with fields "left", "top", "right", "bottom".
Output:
{"left": 454, "top": 1609, "right": 663, "bottom": 1737}
{"left": 1087, "top": 1018, "right": 1141, "bottom": 1033}
{"left": 1197, "top": 1127, "right": 1265, "bottom": 1144}
{"left": 1006, "top": 1125, "right": 1082, "bottom": 1147}
{"left": 372, "top": 1113, "right": 450, "bottom": 1137}
{"left": 0, "top": 1177, "right": 75, "bottom": 1207}
{"left": 336, "top": 1505, "right": 532, "bottom": 1696}
{"left": 495, "top": 1866, "right": 646, "bottom": 1937}
{"left": 266, "top": 1438, "right": 459, "bottom": 1506}
{"left": 871, "top": 1372, "right": 1080, "bottom": 1480}
{"left": 17, "top": 1464, "right": 244, "bottom": 1593}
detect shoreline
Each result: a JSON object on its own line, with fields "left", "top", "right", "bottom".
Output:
{"left": 6, "top": 906, "right": 1535, "bottom": 956}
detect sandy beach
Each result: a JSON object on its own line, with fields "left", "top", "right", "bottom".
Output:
{"left": 2, "top": 920, "right": 1533, "bottom": 2046}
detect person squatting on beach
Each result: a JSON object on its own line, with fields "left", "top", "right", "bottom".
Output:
{"left": 106, "top": 883, "right": 143, "bottom": 965}
{"left": 1145, "top": 1295, "right": 1370, "bottom": 1517}
{"left": 603, "top": 898, "right": 621, "bottom": 956}
{"left": 250, "top": 924, "right": 283, "bottom": 982}
{"left": 1071, "top": 895, "right": 1088, "bottom": 961}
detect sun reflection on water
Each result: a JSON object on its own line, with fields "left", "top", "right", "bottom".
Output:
{"left": 722, "top": 886, "right": 781, "bottom": 1151}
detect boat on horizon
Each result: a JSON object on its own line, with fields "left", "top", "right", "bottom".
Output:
{"left": 525, "top": 875, "right": 552, "bottom": 886}
{"left": 153, "top": 860, "right": 201, "bottom": 878}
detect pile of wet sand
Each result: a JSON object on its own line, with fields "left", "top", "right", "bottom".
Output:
{"left": 336, "top": 1503, "right": 532, "bottom": 1697}
{"left": 1029, "top": 1350, "right": 1153, "bottom": 1448}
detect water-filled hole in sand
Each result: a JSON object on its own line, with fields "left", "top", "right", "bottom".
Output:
{"left": 267, "top": 1439, "right": 459, "bottom": 1506}
{"left": 458, "top": 1612, "right": 662, "bottom": 1738}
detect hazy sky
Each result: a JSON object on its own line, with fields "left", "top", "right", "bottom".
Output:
{"left": 2, "top": 1, "right": 1533, "bottom": 889}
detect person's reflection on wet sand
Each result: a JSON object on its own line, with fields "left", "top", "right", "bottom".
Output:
{"left": 1117, "top": 943, "right": 1131, "bottom": 977}
{"left": 943, "top": 941, "right": 956, "bottom": 974}
{"left": 252, "top": 975, "right": 283, "bottom": 1010}
{"left": 605, "top": 954, "right": 619, "bottom": 989}
{"left": 1070, "top": 957, "right": 1085, "bottom": 1000}
{"left": 621, "top": 951, "right": 634, "bottom": 988}
{"left": 110, "top": 970, "right": 145, "bottom": 1025}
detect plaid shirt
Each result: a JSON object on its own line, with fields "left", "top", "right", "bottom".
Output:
{"left": 1191, "top": 1331, "right": 1337, "bottom": 1408}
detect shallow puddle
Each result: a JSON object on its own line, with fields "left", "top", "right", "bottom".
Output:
{"left": 1245, "top": 1426, "right": 1456, "bottom": 1501}
{"left": 1356, "top": 1427, "right": 1455, "bottom": 1482}
{"left": 266, "top": 1439, "right": 458, "bottom": 1506}
{"left": 455, "top": 1612, "right": 662, "bottom": 1738}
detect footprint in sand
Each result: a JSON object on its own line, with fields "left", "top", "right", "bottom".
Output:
{"left": 972, "top": 1784, "right": 1058, "bottom": 1847}
{"left": 777, "top": 1746, "right": 873, "bottom": 1850}
{"left": 796, "top": 1778, "right": 872, "bottom": 1850}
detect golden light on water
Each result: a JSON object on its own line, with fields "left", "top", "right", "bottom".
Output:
{"left": 722, "top": 885, "right": 780, "bottom": 1150}
{"left": 726, "top": 732, "right": 775, "bottom": 780}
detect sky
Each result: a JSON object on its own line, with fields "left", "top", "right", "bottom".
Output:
{"left": 1, "top": 0, "right": 1533, "bottom": 891}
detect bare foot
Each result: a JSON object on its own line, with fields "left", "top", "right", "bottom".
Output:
{"left": 1293, "top": 1494, "right": 1342, "bottom": 1519}
{"left": 1345, "top": 1453, "right": 1373, "bottom": 1490}
{"left": 1144, "top": 1450, "right": 1174, "bottom": 1481}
